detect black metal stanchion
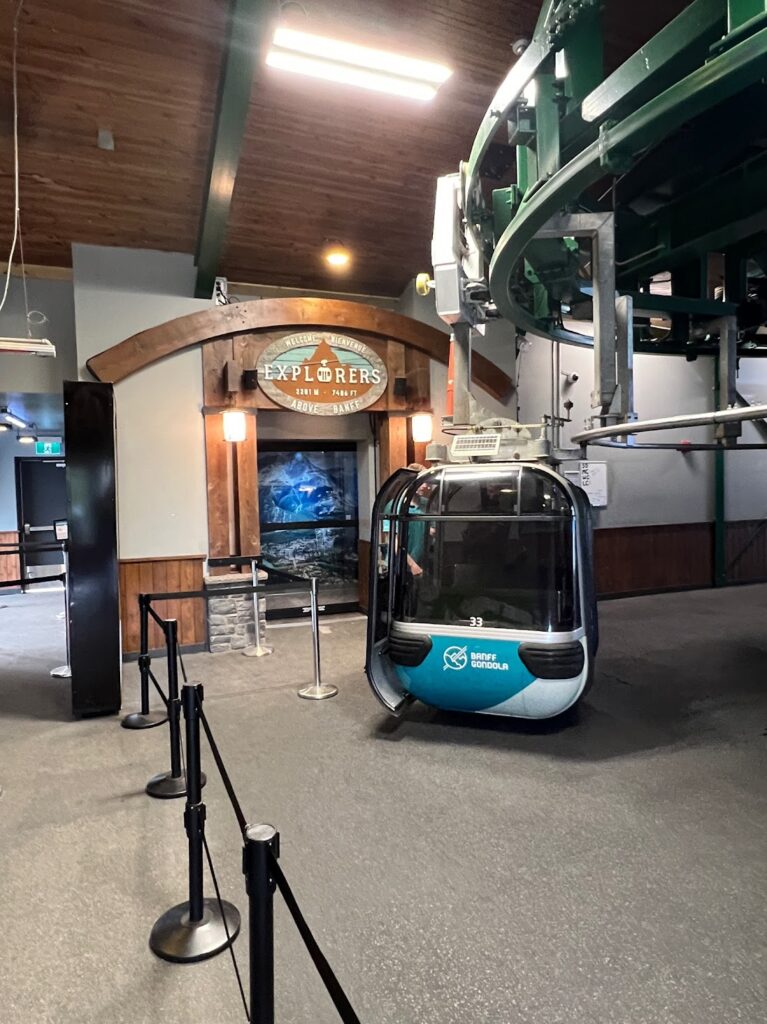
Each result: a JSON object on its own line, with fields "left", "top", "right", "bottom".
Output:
{"left": 123, "top": 594, "right": 167, "bottom": 729}
{"left": 150, "top": 683, "right": 241, "bottom": 962}
{"left": 243, "top": 823, "right": 279, "bottom": 1024}
{"left": 146, "top": 620, "right": 203, "bottom": 798}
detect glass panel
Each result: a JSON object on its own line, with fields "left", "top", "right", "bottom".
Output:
{"left": 519, "top": 468, "right": 572, "bottom": 515}
{"left": 441, "top": 469, "right": 520, "bottom": 515}
{"left": 394, "top": 517, "right": 577, "bottom": 631}
{"left": 370, "top": 468, "right": 417, "bottom": 644}
{"left": 258, "top": 449, "right": 358, "bottom": 525}
{"left": 403, "top": 473, "right": 442, "bottom": 516}
{"left": 260, "top": 526, "right": 358, "bottom": 584}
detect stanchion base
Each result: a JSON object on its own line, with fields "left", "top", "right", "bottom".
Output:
{"left": 145, "top": 770, "right": 207, "bottom": 799}
{"left": 242, "top": 644, "right": 273, "bottom": 658}
{"left": 50, "top": 664, "right": 72, "bottom": 678}
{"left": 121, "top": 710, "right": 167, "bottom": 730}
{"left": 149, "top": 898, "right": 240, "bottom": 963}
{"left": 298, "top": 684, "right": 338, "bottom": 700}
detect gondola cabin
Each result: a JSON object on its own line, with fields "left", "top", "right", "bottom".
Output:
{"left": 366, "top": 462, "right": 598, "bottom": 719}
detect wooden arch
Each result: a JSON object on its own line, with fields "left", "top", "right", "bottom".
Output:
{"left": 86, "top": 296, "right": 512, "bottom": 400}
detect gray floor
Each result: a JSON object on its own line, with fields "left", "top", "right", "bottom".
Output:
{"left": 1, "top": 585, "right": 765, "bottom": 1024}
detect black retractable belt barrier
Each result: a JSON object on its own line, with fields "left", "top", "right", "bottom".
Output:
{"left": 190, "top": 698, "right": 362, "bottom": 1023}
{"left": 150, "top": 683, "right": 241, "bottom": 963}
{"left": 0, "top": 540, "right": 67, "bottom": 590}
{"left": 137, "top": 612, "right": 363, "bottom": 1020}
{"left": 0, "top": 572, "right": 65, "bottom": 589}
{"left": 122, "top": 594, "right": 168, "bottom": 730}
{"left": 146, "top": 620, "right": 205, "bottom": 799}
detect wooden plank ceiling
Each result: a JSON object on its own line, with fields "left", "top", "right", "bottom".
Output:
{"left": 0, "top": 0, "right": 687, "bottom": 296}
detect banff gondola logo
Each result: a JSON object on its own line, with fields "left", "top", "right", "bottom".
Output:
{"left": 443, "top": 646, "right": 468, "bottom": 671}
{"left": 443, "top": 645, "right": 509, "bottom": 672}
{"left": 257, "top": 332, "right": 388, "bottom": 416}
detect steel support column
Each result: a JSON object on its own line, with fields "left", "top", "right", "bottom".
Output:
{"left": 533, "top": 213, "right": 618, "bottom": 420}
{"left": 714, "top": 359, "right": 727, "bottom": 586}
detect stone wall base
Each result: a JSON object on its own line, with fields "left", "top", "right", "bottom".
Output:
{"left": 203, "top": 570, "right": 268, "bottom": 654}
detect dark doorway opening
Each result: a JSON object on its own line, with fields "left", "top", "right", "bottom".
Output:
{"left": 15, "top": 456, "right": 67, "bottom": 586}
{"left": 258, "top": 441, "right": 359, "bottom": 616}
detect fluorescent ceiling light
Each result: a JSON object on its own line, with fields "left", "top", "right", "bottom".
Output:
{"left": 267, "top": 27, "right": 452, "bottom": 100}
{"left": 2, "top": 407, "right": 28, "bottom": 429}
{"left": 0, "top": 336, "right": 56, "bottom": 357}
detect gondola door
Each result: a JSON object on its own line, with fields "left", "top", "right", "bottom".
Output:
{"left": 365, "top": 467, "right": 418, "bottom": 713}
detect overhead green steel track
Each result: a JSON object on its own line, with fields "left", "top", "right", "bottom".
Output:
{"left": 194, "top": 0, "right": 274, "bottom": 300}
{"left": 462, "top": 0, "right": 767, "bottom": 353}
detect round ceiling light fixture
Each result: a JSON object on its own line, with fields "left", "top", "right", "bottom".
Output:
{"left": 323, "top": 241, "right": 352, "bottom": 270}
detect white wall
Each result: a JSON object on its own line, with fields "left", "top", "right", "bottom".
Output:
{"left": 0, "top": 275, "right": 77, "bottom": 392}
{"left": 72, "top": 245, "right": 212, "bottom": 559}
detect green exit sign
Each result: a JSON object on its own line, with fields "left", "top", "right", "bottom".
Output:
{"left": 36, "top": 440, "right": 62, "bottom": 456}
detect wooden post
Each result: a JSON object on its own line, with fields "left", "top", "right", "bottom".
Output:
{"left": 379, "top": 414, "right": 408, "bottom": 481}
{"left": 236, "top": 412, "right": 261, "bottom": 556}
{"left": 204, "top": 412, "right": 233, "bottom": 560}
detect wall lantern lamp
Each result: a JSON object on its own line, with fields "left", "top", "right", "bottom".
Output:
{"left": 222, "top": 409, "right": 247, "bottom": 443}
{"left": 411, "top": 412, "right": 433, "bottom": 444}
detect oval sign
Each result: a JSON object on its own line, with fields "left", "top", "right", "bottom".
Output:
{"left": 257, "top": 332, "right": 388, "bottom": 416}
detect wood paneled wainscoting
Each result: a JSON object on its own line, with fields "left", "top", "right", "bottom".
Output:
{"left": 595, "top": 520, "right": 767, "bottom": 597}
{"left": 0, "top": 531, "right": 20, "bottom": 584}
{"left": 119, "top": 556, "right": 206, "bottom": 654}
{"left": 594, "top": 523, "right": 713, "bottom": 596}
{"left": 724, "top": 520, "right": 767, "bottom": 584}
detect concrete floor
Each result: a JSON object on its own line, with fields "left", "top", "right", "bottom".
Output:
{"left": 0, "top": 585, "right": 765, "bottom": 1024}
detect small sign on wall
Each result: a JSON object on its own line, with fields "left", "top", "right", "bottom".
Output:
{"left": 35, "top": 440, "right": 62, "bottom": 456}
{"left": 565, "top": 461, "right": 608, "bottom": 507}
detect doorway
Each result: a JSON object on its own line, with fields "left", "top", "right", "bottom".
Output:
{"left": 258, "top": 441, "right": 359, "bottom": 615}
{"left": 15, "top": 457, "right": 67, "bottom": 583}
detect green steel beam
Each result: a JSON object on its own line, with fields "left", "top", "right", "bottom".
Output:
{"left": 487, "top": 24, "right": 767, "bottom": 337}
{"left": 582, "top": 0, "right": 725, "bottom": 125}
{"left": 729, "top": 0, "right": 767, "bottom": 30}
{"left": 560, "top": 6, "right": 603, "bottom": 111}
{"left": 194, "top": 0, "right": 274, "bottom": 299}
{"left": 535, "top": 74, "right": 562, "bottom": 181}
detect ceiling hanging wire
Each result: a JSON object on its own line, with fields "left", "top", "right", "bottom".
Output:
{"left": 0, "top": 0, "right": 25, "bottom": 316}
{"left": 1, "top": 0, "right": 45, "bottom": 336}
